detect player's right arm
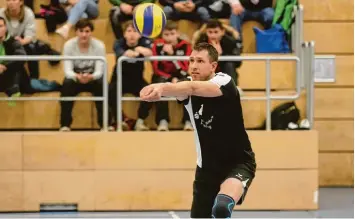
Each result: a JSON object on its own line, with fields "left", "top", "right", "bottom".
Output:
{"left": 140, "top": 80, "right": 223, "bottom": 102}
{"left": 140, "top": 73, "right": 237, "bottom": 102}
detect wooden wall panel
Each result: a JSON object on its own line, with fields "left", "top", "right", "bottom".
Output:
{"left": 23, "top": 171, "right": 95, "bottom": 211}
{"left": 314, "top": 88, "right": 354, "bottom": 119}
{"left": 304, "top": 23, "right": 354, "bottom": 54}
{"left": 95, "top": 170, "right": 318, "bottom": 210}
{"left": 319, "top": 153, "right": 354, "bottom": 186}
{"left": 301, "top": 0, "right": 354, "bottom": 21}
{"left": 95, "top": 132, "right": 196, "bottom": 170}
{"left": 235, "top": 170, "right": 318, "bottom": 210}
{"left": 19, "top": 131, "right": 318, "bottom": 170}
{"left": 0, "top": 133, "right": 22, "bottom": 170}
{"left": 248, "top": 131, "right": 318, "bottom": 169}
{"left": 94, "top": 170, "right": 195, "bottom": 210}
{"left": 23, "top": 132, "right": 96, "bottom": 170}
{"left": 314, "top": 120, "right": 354, "bottom": 151}
{"left": 0, "top": 172, "right": 23, "bottom": 211}
{"left": 0, "top": 94, "right": 25, "bottom": 129}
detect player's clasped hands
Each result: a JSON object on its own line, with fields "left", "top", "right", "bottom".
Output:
{"left": 140, "top": 83, "right": 163, "bottom": 102}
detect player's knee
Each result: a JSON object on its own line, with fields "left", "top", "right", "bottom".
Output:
{"left": 211, "top": 194, "right": 235, "bottom": 218}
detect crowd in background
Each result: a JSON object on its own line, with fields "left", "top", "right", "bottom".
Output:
{"left": 0, "top": 0, "right": 277, "bottom": 131}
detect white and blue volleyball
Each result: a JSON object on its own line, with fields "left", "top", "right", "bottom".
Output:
{"left": 133, "top": 3, "right": 167, "bottom": 38}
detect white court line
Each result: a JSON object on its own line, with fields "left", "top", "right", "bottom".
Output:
{"left": 168, "top": 211, "right": 180, "bottom": 219}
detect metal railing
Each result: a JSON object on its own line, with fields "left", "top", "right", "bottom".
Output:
{"left": 0, "top": 55, "right": 109, "bottom": 130}
{"left": 302, "top": 42, "right": 316, "bottom": 129}
{"left": 116, "top": 56, "right": 302, "bottom": 131}
{"left": 0, "top": 3, "right": 312, "bottom": 132}
{"left": 292, "top": 5, "right": 305, "bottom": 88}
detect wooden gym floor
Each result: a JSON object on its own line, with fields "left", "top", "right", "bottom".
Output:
{"left": 0, "top": 188, "right": 353, "bottom": 218}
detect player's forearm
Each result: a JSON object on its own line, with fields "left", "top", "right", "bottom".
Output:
{"left": 161, "top": 81, "right": 193, "bottom": 97}
{"left": 161, "top": 81, "right": 223, "bottom": 98}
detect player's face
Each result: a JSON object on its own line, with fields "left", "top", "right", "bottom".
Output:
{"left": 76, "top": 26, "right": 92, "bottom": 44}
{"left": 206, "top": 27, "right": 225, "bottom": 42}
{"left": 189, "top": 50, "right": 217, "bottom": 81}
{"left": 124, "top": 26, "right": 140, "bottom": 46}
{"left": 162, "top": 29, "right": 179, "bottom": 46}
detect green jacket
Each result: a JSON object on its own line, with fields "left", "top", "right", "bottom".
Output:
{"left": 0, "top": 33, "right": 26, "bottom": 71}
{"left": 272, "top": 0, "right": 299, "bottom": 36}
{"left": 109, "top": 0, "right": 154, "bottom": 7}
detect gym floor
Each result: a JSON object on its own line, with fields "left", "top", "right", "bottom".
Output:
{"left": 1, "top": 188, "right": 353, "bottom": 218}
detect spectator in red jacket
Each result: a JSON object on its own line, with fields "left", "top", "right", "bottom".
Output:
{"left": 135, "top": 21, "right": 193, "bottom": 131}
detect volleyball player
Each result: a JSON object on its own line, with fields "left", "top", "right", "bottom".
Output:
{"left": 140, "top": 42, "right": 256, "bottom": 218}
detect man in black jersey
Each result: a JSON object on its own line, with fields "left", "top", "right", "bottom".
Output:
{"left": 140, "top": 42, "right": 256, "bottom": 218}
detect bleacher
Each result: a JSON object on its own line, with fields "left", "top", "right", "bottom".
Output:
{"left": 0, "top": 0, "right": 352, "bottom": 212}
{"left": 0, "top": 1, "right": 305, "bottom": 130}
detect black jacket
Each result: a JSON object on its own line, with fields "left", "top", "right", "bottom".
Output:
{"left": 1, "top": 35, "right": 26, "bottom": 73}
{"left": 195, "top": 33, "right": 242, "bottom": 68}
{"left": 239, "top": 0, "right": 273, "bottom": 11}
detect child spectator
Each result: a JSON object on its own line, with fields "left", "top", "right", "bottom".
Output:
{"left": 59, "top": 19, "right": 106, "bottom": 131}
{"left": 109, "top": 0, "right": 154, "bottom": 39}
{"left": 135, "top": 20, "right": 193, "bottom": 131}
{"left": 108, "top": 21, "right": 153, "bottom": 131}
{"left": 193, "top": 19, "right": 243, "bottom": 94}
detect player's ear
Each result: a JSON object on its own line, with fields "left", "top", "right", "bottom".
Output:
{"left": 211, "top": 61, "right": 218, "bottom": 72}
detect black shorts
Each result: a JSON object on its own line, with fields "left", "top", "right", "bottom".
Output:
{"left": 190, "top": 161, "right": 256, "bottom": 218}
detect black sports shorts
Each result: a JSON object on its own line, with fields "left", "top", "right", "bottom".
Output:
{"left": 190, "top": 161, "right": 256, "bottom": 218}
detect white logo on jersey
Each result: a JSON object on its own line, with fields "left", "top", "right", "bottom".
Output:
{"left": 194, "top": 104, "right": 214, "bottom": 130}
{"left": 242, "top": 179, "right": 249, "bottom": 188}
{"left": 194, "top": 104, "right": 203, "bottom": 119}
{"left": 235, "top": 173, "right": 249, "bottom": 187}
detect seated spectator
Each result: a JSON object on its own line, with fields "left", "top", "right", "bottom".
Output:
{"left": 207, "top": 0, "right": 231, "bottom": 19}
{"left": 192, "top": 19, "right": 243, "bottom": 94}
{"left": 229, "top": 0, "right": 274, "bottom": 41}
{"left": 0, "top": 0, "right": 60, "bottom": 79}
{"left": 159, "top": 0, "right": 210, "bottom": 24}
{"left": 55, "top": 0, "right": 99, "bottom": 39}
{"left": 109, "top": 0, "right": 154, "bottom": 39}
{"left": 59, "top": 19, "right": 106, "bottom": 131}
{"left": 0, "top": 16, "right": 25, "bottom": 106}
{"left": 136, "top": 21, "right": 193, "bottom": 131}
{"left": 108, "top": 21, "right": 153, "bottom": 131}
